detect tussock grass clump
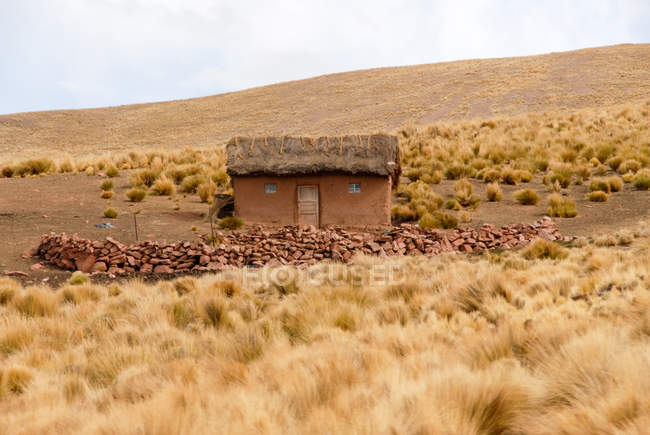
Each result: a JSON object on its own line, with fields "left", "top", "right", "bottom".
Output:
{"left": 486, "top": 183, "right": 503, "bottom": 201}
{"left": 151, "top": 176, "right": 175, "bottom": 196}
{"left": 418, "top": 212, "right": 458, "bottom": 229}
{"left": 516, "top": 169, "right": 533, "bottom": 183}
{"left": 454, "top": 179, "right": 480, "bottom": 208}
{"left": 14, "top": 289, "right": 58, "bottom": 317}
{"left": 594, "top": 164, "right": 608, "bottom": 176}
{"left": 68, "top": 272, "right": 90, "bottom": 286}
{"left": 633, "top": 169, "right": 650, "bottom": 190}
{"left": 514, "top": 189, "right": 539, "bottom": 205}
{"left": 0, "top": 325, "right": 34, "bottom": 356}
{"left": 590, "top": 178, "right": 611, "bottom": 193}
{"left": 59, "top": 159, "right": 74, "bottom": 173}
{"left": 549, "top": 165, "right": 573, "bottom": 188}
{"left": 106, "top": 166, "right": 119, "bottom": 178}
{"left": 445, "top": 199, "right": 461, "bottom": 210}
{"left": 126, "top": 188, "right": 146, "bottom": 202}
{"left": 218, "top": 216, "right": 244, "bottom": 230}
{"left": 419, "top": 170, "right": 443, "bottom": 184}
{"left": 173, "top": 276, "right": 199, "bottom": 295}
{"left": 481, "top": 168, "right": 501, "bottom": 183}
{"left": 523, "top": 238, "right": 568, "bottom": 260}
{"left": 1, "top": 165, "right": 15, "bottom": 178}
{"left": 103, "top": 208, "right": 118, "bottom": 219}
{"left": 2, "top": 366, "right": 33, "bottom": 395}
{"left": 607, "top": 175, "right": 623, "bottom": 192}
{"left": 0, "top": 278, "right": 19, "bottom": 305}
{"left": 622, "top": 172, "right": 635, "bottom": 183}
{"left": 587, "top": 191, "right": 609, "bottom": 202}
{"left": 399, "top": 181, "right": 444, "bottom": 218}
{"left": 15, "top": 158, "right": 56, "bottom": 176}
{"left": 391, "top": 205, "right": 415, "bottom": 223}
{"left": 100, "top": 180, "right": 114, "bottom": 191}
{"left": 444, "top": 163, "right": 475, "bottom": 180}
{"left": 63, "top": 375, "right": 88, "bottom": 402}
{"left": 500, "top": 167, "right": 520, "bottom": 185}
{"left": 182, "top": 174, "right": 207, "bottom": 194}
{"left": 547, "top": 194, "right": 577, "bottom": 218}
{"left": 618, "top": 159, "right": 641, "bottom": 174}
{"left": 130, "top": 169, "right": 160, "bottom": 188}
{"left": 101, "top": 191, "right": 114, "bottom": 199}
{"left": 210, "top": 169, "right": 231, "bottom": 186}
{"left": 197, "top": 181, "right": 218, "bottom": 203}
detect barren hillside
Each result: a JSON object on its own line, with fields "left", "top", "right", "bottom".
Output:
{"left": 0, "top": 44, "right": 649, "bottom": 163}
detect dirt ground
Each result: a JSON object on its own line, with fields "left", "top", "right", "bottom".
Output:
{"left": 1, "top": 172, "right": 648, "bottom": 286}
{"left": 426, "top": 175, "right": 650, "bottom": 236}
{"left": 0, "top": 172, "right": 217, "bottom": 285}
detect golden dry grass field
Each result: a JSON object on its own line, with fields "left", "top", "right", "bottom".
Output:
{"left": 0, "top": 44, "right": 649, "bottom": 163}
{"left": 0, "top": 44, "right": 650, "bottom": 434}
{"left": 1, "top": 231, "right": 649, "bottom": 433}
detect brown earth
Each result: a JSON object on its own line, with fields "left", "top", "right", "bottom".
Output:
{"left": 1, "top": 172, "right": 647, "bottom": 285}
{"left": 1, "top": 44, "right": 649, "bottom": 163}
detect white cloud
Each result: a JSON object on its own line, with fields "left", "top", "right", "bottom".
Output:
{"left": 1, "top": 0, "right": 648, "bottom": 113}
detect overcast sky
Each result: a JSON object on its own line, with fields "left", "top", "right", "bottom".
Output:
{"left": 1, "top": 0, "right": 648, "bottom": 114}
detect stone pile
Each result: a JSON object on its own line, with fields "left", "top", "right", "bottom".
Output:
{"left": 36, "top": 217, "right": 567, "bottom": 275}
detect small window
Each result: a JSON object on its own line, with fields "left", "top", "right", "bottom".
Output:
{"left": 264, "top": 183, "right": 277, "bottom": 194}
{"left": 349, "top": 183, "right": 361, "bottom": 193}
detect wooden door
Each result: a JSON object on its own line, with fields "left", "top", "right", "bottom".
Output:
{"left": 297, "top": 185, "right": 319, "bottom": 227}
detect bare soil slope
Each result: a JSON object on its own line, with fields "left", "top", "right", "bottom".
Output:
{"left": 1, "top": 44, "right": 649, "bottom": 162}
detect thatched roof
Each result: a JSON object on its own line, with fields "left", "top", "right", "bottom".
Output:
{"left": 226, "top": 134, "right": 400, "bottom": 178}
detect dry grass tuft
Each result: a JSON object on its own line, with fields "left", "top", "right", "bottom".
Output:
{"left": 587, "top": 191, "right": 609, "bottom": 202}
{"left": 13, "top": 288, "right": 58, "bottom": 317}
{"left": 151, "top": 175, "right": 175, "bottom": 196}
{"left": 547, "top": 194, "right": 577, "bottom": 218}
{"left": 418, "top": 212, "right": 458, "bottom": 229}
{"left": 590, "top": 178, "right": 611, "bottom": 193}
{"left": 197, "top": 181, "right": 218, "bottom": 203}
{"left": 99, "top": 180, "right": 113, "bottom": 191}
{"left": 454, "top": 178, "right": 480, "bottom": 208}
{"left": 126, "top": 187, "right": 147, "bottom": 202}
{"left": 523, "top": 238, "right": 569, "bottom": 260}
{"left": 514, "top": 189, "right": 540, "bottom": 205}
{"left": 218, "top": 216, "right": 244, "bottom": 230}
{"left": 633, "top": 169, "right": 650, "bottom": 190}
{"left": 103, "top": 208, "right": 117, "bottom": 219}
{"left": 68, "top": 271, "right": 90, "bottom": 286}
{"left": 486, "top": 182, "right": 503, "bottom": 201}
{"left": 607, "top": 175, "right": 623, "bottom": 192}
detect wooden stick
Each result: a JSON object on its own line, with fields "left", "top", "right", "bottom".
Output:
{"left": 133, "top": 213, "right": 139, "bottom": 242}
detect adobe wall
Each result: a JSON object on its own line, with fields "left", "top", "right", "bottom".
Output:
{"left": 232, "top": 174, "right": 391, "bottom": 227}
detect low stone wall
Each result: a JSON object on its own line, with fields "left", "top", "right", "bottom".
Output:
{"left": 37, "top": 217, "right": 566, "bottom": 275}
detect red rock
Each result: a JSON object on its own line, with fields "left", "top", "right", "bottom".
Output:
{"left": 91, "top": 261, "right": 107, "bottom": 272}
{"left": 5, "top": 271, "right": 28, "bottom": 277}
{"left": 21, "top": 247, "right": 39, "bottom": 259}
{"left": 368, "top": 242, "right": 381, "bottom": 252}
{"left": 75, "top": 255, "right": 97, "bottom": 273}
{"left": 141, "top": 263, "right": 153, "bottom": 273}
{"left": 29, "top": 263, "right": 45, "bottom": 271}
{"left": 154, "top": 265, "right": 173, "bottom": 274}
{"left": 199, "top": 255, "right": 210, "bottom": 265}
